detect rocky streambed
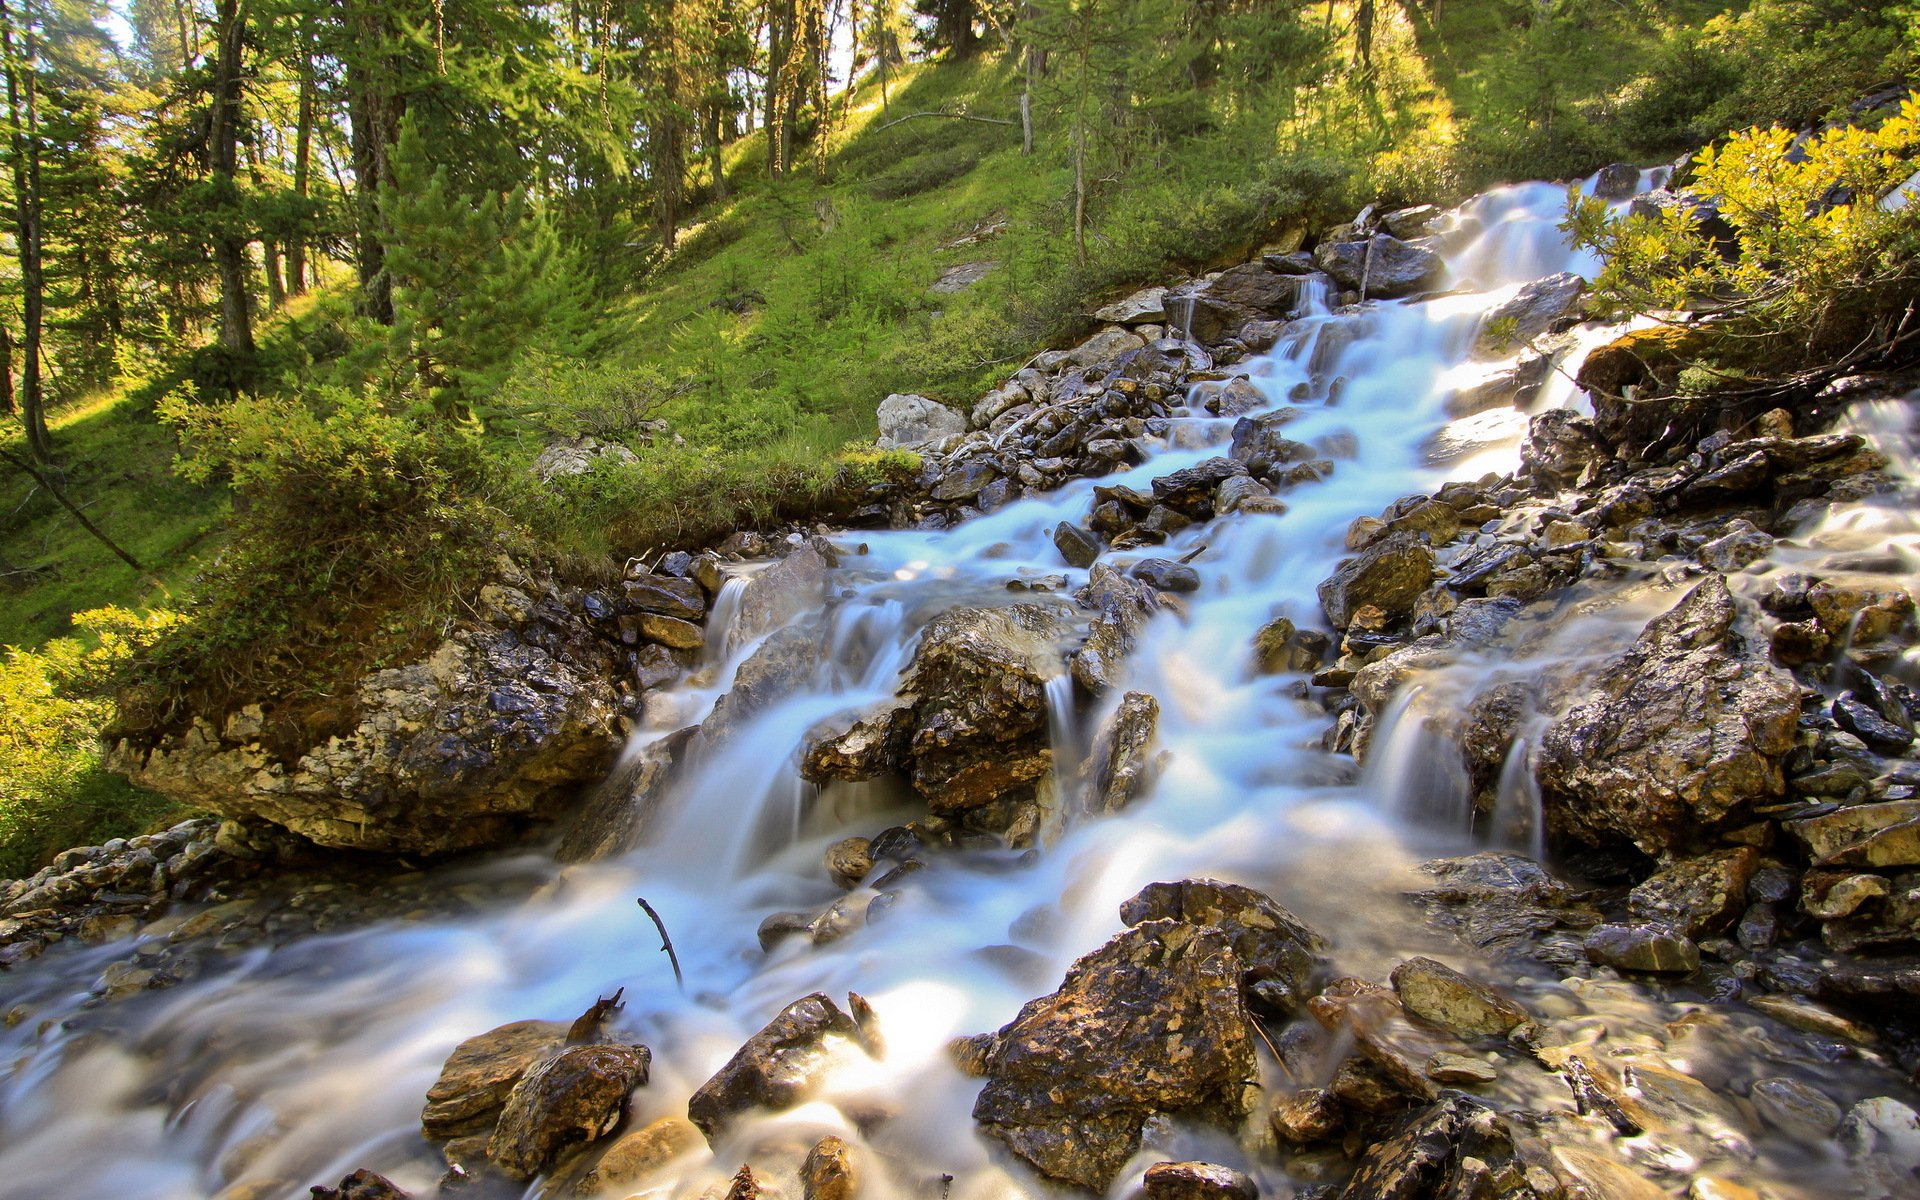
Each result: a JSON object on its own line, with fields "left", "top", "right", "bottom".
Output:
{"left": 5, "top": 167, "right": 1920, "bottom": 1200}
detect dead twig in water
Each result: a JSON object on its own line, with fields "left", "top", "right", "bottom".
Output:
{"left": 636, "top": 896, "right": 685, "bottom": 991}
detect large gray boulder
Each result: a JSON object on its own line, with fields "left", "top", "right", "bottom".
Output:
{"left": 1537, "top": 576, "right": 1802, "bottom": 853}
{"left": 1472, "top": 273, "right": 1584, "bottom": 357}
{"left": 1313, "top": 235, "right": 1444, "bottom": 299}
{"left": 109, "top": 616, "right": 624, "bottom": 856}
{"left": 876, "top": 393, "right": 965, "bottom": 451}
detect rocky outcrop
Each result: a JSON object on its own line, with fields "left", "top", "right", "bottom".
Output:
{"left": 1537, "top": 576, "right": 1801, "bottom": 853}
{"left": 970, "top": 916, "right": 1261, "bottom": 1189}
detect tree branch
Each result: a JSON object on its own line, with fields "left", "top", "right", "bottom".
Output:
{"left": 1, "top": 448, "right": 146, "bottom": 573}
{"left": 874, "top": 110, "right": 1015, "bottom": 132}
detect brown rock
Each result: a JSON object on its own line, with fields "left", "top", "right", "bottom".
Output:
{"left": 422, "top": 1019, "right": 571, "bottom": 1138}
{"left": 1537, "top": 576, "right": 1801, "bottom": 853}
{"left": 487, "top": 1043, "right": 651, "bottom": 1181}
{"left": 1143, "top": 1161, "right": 1257, "bottom": 1200}
{"left": 802, "top": 1136, "right": 858, "bottom": 1200}
{"left": 1626, "top": 847, "right": 1759, "bottom": 936}
{"left": 687, "top": 993, "right": 862, "bottom": 1142}
{"left": 573, "top": 1116, "right": 703, "bottom": 1195}
{"left": 1083, "top": 692, "right": 1159, "bottom": 815}
{"left": 1388, "top": 956, "right": 1526, "bottom": 1038}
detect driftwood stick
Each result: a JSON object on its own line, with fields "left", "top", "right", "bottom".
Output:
{"left": 874, "top": 111, "right": 1016, "bottom": 132}
{"left": 636, "top": 896, "right": 685, "bottom": 990}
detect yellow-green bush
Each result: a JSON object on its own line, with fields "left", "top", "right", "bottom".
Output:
{"left": 1, "top": 608, "right": 192, "bottom": 878}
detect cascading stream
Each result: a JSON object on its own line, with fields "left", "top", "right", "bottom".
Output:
{"left": 3, "top": 171, "right": 1913, "bottom": 1200}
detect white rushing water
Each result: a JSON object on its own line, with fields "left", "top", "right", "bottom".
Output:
{"left": 2, "top": 172, "right": 1913, "bottom": 1200}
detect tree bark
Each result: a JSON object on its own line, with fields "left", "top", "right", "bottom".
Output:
{"left": 345, "top": 0, "right": 402, "bottom": 323}
{"left": 287, "top": 16, "right": 314, "bottom": 295}
{"left": 209, "top": 0, "right": 255, "bottom": 355}
{"left": 1, "top": 0, "right": 50, "bottom": 461}
{"left": 0, "top": 323, "right": 14, "bottom": 416}
{"left": 1, "top": 449, "right": 146, "bottom": 572}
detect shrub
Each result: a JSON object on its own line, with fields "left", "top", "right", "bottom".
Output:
{"left": 142, "top": 387, "right": 508, "bottom": 712}
{"left": 1, "top": 608, "right": 192, "bottom": 878}
{"left": 1565, "top": 97, "right": 1920, "bottom": 385}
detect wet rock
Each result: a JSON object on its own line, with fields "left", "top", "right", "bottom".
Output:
{"left": 1133, "top": 559, "right": 1201, "bottom": 593}
{"left": 1787, "top": 801, "right": 1920, "bottom": 867}
{"left": 1196, "top": 378, "right": 1266, "bottom": 418}
{"left": 825, "top": 837, "right": 874, "bottom": 889}
{"left": 422, "top": 1019, "right": 572, "bottom": 1137}
{"left": 1749, "top": 994, "right": 1875, "bottom": 1044}
{"left": 1808, "top": 578, "right": 1912, "bottom": 643}
{"left": 1425, "top": 1052, "right": 1496, "bottom": 1086}
{"left": 801, "top": 701, "right": 913, "bottom": 784}
{"left": 932, "top": 459, "right": 1000, "bottom": 502}
{"left": 1750, "top": 1077, "right": 1843, "bottom": 1142}
{"left": 1312, "top": 235, "right": 1444, "bottom": 299}
{"left": 1839, "top": 1096, "right": 1920, "bottom": 1198}
{"left": 1228, "top": 410, "right": 1313, "bottom": 475}
{"left": 624, "top": 573, "right": 707, "bottom": 620}
{"left": 310, "top": 1170, "right": 411, "bottom": 1200}
{"left": 1118, "top": 878, "right": 1327, "bottom": 1012}
{"left": 1520, "top": 410, "right": 1606, "bottom": 492}
{"left": 1473, "top": 273, "right": 1584, "bottom": 357}
{"left": 687, "top": 993, "right": 863, "bottom": 1141}
{"left": 1335, "top": 1097, "right": 1472, "bottom": 1200}
{"left": 1388, "top": 956, "right": 1527, "bottom": 1038}
{"left": 488, "top": 1043, "right": 651, "bottom": 1181}
{"left": 1836, "top": 693, "right": 1915, "bottom": 753}
{"left": 1381, "top": 205, "right": 1443, "bottom": 239}
{"left": 1054, "top": 522, "right": 1103, "bottom": 568}
{"left": 1593, "top": 163, "right": 1641, "bottom": 200}
{"left": 970, "top": 917, "right": 1258, "bottom": 1190}
{"left": 1583, "top": 924, "right": 1700, "bottom": 974}
{"left": 572, "top": 1116, "right": 703, "bottom": 1194}
{"left": 1143, "top": 1161, "right": 1257, "bottom": 1200}
{"left": 1270, "top": 1087, "right": 1342, "bottom": 1143}
{"left": 758, "top": 911, "right": 813, "bottom": 952}
{"left": 803, "top": 1135, "right": 859, "bottom": 1200}
{"left": 902, "top": 605, "right": 1070, "bottom": 818}
{"left": 733, "top": 544, "right": 833, "bottom": 643}
{"left": 1071, "top": 565, "right": 1155, "bottom": 694}
{"left": 1626, "top": 848, "right": 1759, "bottom": 937}
{"left": 638, "top": 613, "right": 704, "bottom": 651}
{"left": 1697, "top": 521, "right": 1774, "bottom": 573}
{"left": 876, "top": 394, "right": 965, "bottom": 451}
{"left": 1253, "top": 617, "right": 1326, "bottom": 674}
{"left": 1804, "top": 872, "right": 1889, "bottom": 919}
{"left": 1084, "top": 692, "right": 1160, "bottom": 816}
{"left": 1537, "top": 576, "right": 1801, "bottom": 853}
{"left": 704, "top": 624, "right": 826, "bottom": 743}
{"left": 1318, "top": 531, "right": 1436, "bottom": 631}
{"left": 1152, "top": 457, "right": 1248, "bottom": 517}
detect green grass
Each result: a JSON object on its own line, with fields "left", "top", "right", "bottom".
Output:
{"left": 0, "top": 387, "right": 227, "bottom": 648}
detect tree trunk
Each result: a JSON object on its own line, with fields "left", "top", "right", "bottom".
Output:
{"left": 287, "top": 18, "right": 314, "bottom": 296}
{"left": 209, "top": 0, "right": 255, "bottom": 355}
{"left": 2, "top": 0, "right": 51, "bottom": 461}
{"left": 0, "top": 323, "right": 14, "bottom": 416}
{"left": 1, "top": 449, "right": 145, "bottom": 572}
{"left": 346, "top": 0, "right": 403, "bottom": 323}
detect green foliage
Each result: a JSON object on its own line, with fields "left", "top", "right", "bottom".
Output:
{"left": 1567, "top": 99, "right": 1920, "bottom": 380}
{"left": 143, "top": 386, "right": 508, "bottom": 708}
{"left": 1, "top": 608, "right": 193, "bottom": 879}
{"left": 382, "top": 121, "right": 598, "bottom": 419}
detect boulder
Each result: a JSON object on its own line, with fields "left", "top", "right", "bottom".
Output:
{"left": 422, "top": 1019, "right": 571, "bottom": 1137}
{"left": 1583, "top": 924, "right": 1700, "bottom": 973}
{"left": 1318, "top": 531, "right": 1436, "bottom": 631}
{"left": 971, "top": 918, "right": 1259, "bottom": 1190}
{"left": 488, "top": 1043, "right": 652, "bottom": 1180}
{"left": 1064, "top": 328, "right": 1148, "bottom": 371}
{"left": 310, "top": 1171, "right": 411, "bottom": 1200}
{"left": 1626, "top": 847, "right": 1759, "bottom": 936}
{"left": 532, "top": 437, "right": 641, "bottom": 483}
{"left": 1388, "top": 956, "right": 1527, "bottom": 1039}
{"left": 733, "top": 544, "right": 834, "bottom": 644}
{"left": 1083, "top": 692, "right": 1159, "bottom": 815}
{"left": 1537, "top": 576, "right": 1801, "bottom": 853}
{"left": 1593, "top": 163, "right": 1641, "bottom": 200}
{"left": 1094, "top": 286, "right": 1169, "bottom": 325}
{"left": 1070, "top": 565, "right": 1156, "bottom": 694}
{"left": 1143, "top": 1162, "right": 1257, "bottom": 1200}
{"left": 1133, "top": 559, "right": 1201, "bottom": 593}
{"left": 686, "top": 993, "right": 862, "bottom": 1142}
{"left": 800, "top": 701, "right": 912, "bottom": 784}
{"left": 110, "top": 618, "right": 623, "bottom": 856}
{"left": 1472, "top": 273, "right": 1584, "bottom": 357}
{"left": 572, "top": 1116, "right": 703, "bottom": 1195}
{"left": 1787, "top": 801, "right": 1920, "bottom": 868}
{"left": 1054, "top": 522, "right": 1103, "bottom": 568}
{"left": 1312, "top": 235, "right": 1444, "bottom": 299}
{"left": 901, "top": 605, "right": 1071, "bottom": 817}
{"left": 1119, "top": 878, "right": 1326, "bottom": 1011}
{"left": 876, "top": 394, "right": 965, "bottom": 451}
{"left": 1446, "top": 356, "right": 1551, "bottom": 418}
{"left": 1228, "top": 409, "right": 1312, "bottom": 475}
{"left": 1519, "top": 410, "right": 1607, "bottom": 492}
{"left": 703, "top": 624, "right": 825, "bottom": 744}
{"left": 802, "top": 1135, "right": 858, "bottom": 1200}
{"left": 624, "top": 573, "right": 707, "bottom": 620}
